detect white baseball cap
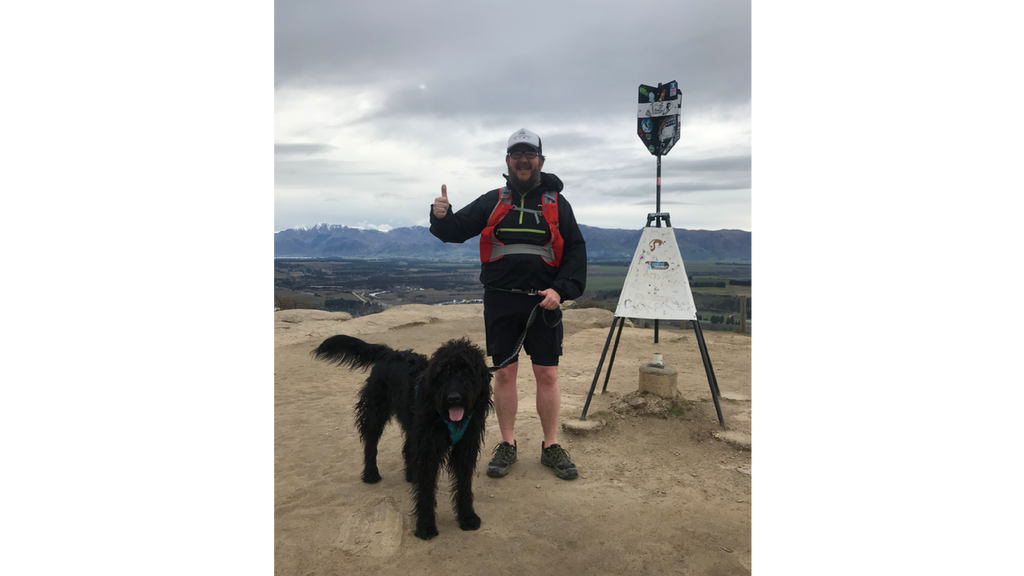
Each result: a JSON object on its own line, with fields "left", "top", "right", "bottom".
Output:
{"left": 507, "top": 128, "right": 542, "bottom": 154}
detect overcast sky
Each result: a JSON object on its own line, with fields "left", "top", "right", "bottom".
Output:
{"left": 275, "top": 0, "right": 751, "bottom": 232}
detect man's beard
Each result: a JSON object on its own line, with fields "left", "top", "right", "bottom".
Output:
{"left": 508, "top": 164, "right": 542, "bottom": 193}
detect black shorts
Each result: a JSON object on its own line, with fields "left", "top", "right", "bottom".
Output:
{"left": 483, "top": 289, "right": 563, "bottom": 367}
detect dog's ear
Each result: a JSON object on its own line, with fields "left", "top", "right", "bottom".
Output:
{"left": 469, "top": 344, "right": 493, "bottom": 405}
{"left": 424, "top": 350, "right": 445, "bottom": 387}
{"left": 475, "top": 350, "right": 492, "bottom": 384}
{"left": 420, "top": 355, "right": 446, "bottom": 410}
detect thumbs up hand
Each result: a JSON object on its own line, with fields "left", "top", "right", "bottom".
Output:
{"left": 433, "top": 184, "right": 450, "bottom": 219}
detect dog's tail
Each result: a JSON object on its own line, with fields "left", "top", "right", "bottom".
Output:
{"left": 311, "top": 334, "right": 395, "bottom": 371}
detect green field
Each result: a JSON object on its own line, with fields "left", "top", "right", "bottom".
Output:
{"left": 274, "top": 258, "right": 751, "bottom": 322}
{"left": 586, "top": 263, "right": 632, "bottom": 291}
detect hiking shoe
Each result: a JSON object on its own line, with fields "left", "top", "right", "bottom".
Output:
{"left": 541, "top": 443, "right": 578, "bottom": 480}
{"left": 487, "top": 441, "right": 517, "bottom": 478}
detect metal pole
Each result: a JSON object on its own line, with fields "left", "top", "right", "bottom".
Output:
{"left": 654, "top": 153, "right": 662, "bottom": 340}
{"left": 692, "top": 320, "right": 727, "bottom": 430}
{"left": 656, "top": 154, "right": 662, "bottom": 226}
{"left": 581, "top": 318, "right": 619, "bottom": 420}
{"left": 693, "top": 319, "right": 722, "bottom": 399}
{"left": 601, "top": 317, "right": 626, "bottom": 393}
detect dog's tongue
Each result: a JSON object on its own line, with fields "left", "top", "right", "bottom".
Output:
{"left": 448, "top": 407, "right": 465, "bottom": 422}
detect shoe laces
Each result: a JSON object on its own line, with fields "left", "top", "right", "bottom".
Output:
{"left": 544, "top": 444, "right": 572, "bottom": 464}
{"left": 491, "top": 442, "right": 516, "bottom": 463}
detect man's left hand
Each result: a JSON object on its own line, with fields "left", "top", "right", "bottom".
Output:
{"left": 537, "top": 288, "right": 561, "bottom": 310}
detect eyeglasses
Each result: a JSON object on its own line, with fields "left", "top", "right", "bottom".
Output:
{"left": 508, "top": 151, "right": 539, "bottom": 160}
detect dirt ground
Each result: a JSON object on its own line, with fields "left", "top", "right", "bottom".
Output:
{"left": 275, "top": 304, "right": 752, "bottom": 576}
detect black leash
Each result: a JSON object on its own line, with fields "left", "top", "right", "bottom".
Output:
{"left": 489, "top": 303, "right": 562, "bottom": 373}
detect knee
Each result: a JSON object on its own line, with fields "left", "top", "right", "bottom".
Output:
{"left": 494, "top": 364, "right": 518, "bottom": 389}
{"left": 533, "top": 365, "right": 558, "bottom": 388}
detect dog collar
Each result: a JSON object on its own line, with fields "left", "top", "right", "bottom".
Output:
{"left": 441, "top": 411, "right": 472, "bottom": 445}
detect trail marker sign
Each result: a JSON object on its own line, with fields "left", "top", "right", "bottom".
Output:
{"left": 637, "top": 81, "right": 681, "bottom": 157}
{"left": 582, "top": 78, "right": 727, "bottom": 431}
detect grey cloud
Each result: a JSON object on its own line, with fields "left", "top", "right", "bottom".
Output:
{"left": 275, "top": 143, "right": 339, "bottom": 156}
{"left": 274, "top": 0, "right": 751, "bottom": 232}
{"left": 677, "top": 155, "right": 751, "bottom": 172}
{"left": 276, "top": 158, "right": 422, "bottom": 189}
{"left": 575, "top": 154, "right": 750, "bottom": 178}
{"left": 276, "top": 0, "right": 750, "bottom": 123}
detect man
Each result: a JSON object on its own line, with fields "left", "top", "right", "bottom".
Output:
{"left": 429, "top": 128, "right": 587, "bottom": 480}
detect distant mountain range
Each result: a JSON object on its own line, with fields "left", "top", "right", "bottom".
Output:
{"left": 274, "top": 224, "right": 751, "bottom": 261}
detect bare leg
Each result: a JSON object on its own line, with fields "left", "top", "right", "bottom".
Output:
{"left": 493, "top": 362, "right": 519, "bottom": 444}
{"left": 534, "top": 364, "right": 560, "bottom": 447}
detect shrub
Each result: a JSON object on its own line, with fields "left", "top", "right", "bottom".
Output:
{"left": 274, "top": 295, "right": 315, "bottom": 310}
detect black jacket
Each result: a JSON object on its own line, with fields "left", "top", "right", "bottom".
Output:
{"left": 429, "top": 172, "right": 587, "bottom": 301}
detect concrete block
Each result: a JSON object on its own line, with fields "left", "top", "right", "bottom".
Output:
{"left": 638, "top": 363, "right": 678, "bottom": 399}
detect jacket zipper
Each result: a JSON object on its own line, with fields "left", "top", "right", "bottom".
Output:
{"left": 507, "top": 191, "right": 542, "bottom": 233}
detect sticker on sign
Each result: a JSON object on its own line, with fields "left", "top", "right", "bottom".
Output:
{"left": 637, "top": 100, "right": 679, "bottom": 118}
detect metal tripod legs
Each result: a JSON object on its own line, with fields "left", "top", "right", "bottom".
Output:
{"left": 581, "top": 317, "right": 621, "bottom": 421}
{"left": 580, "top": 317, "right": 727, "bottom": 431}
{"left": 692, "top": 320, "right": 726, "bottom": 430}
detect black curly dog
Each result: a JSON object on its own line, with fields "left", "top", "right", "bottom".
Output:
{"left": 311, "top": 335, "right": 492, "bottom": 540}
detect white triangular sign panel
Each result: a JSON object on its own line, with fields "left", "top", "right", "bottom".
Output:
{"left": 614, "top": 227, "right": 697, "bottom": 320}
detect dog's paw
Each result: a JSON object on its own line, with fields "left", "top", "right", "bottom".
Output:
{"left": 458, "top": 512, "right": 481, "bottom": 531}
{"left": 415, "top": 523, "right": 439, "bottom": 540}
{"left": 361, "top": 469, "right": 382, "bottom": 484}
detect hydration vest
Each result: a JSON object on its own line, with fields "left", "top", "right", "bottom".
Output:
{"left": 479, "top": 187, "right": 564, "bottom": 267}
